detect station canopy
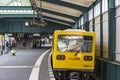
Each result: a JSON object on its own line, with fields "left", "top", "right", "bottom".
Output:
{"left": 0, "top": 0, "right": 96, "bottom": 27}
{"left": 0, "top": 0, "right": 31, "bottom": 6}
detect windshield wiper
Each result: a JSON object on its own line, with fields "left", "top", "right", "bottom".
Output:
{"left": 74, "top": 50, "right": 81, "bottom": 56}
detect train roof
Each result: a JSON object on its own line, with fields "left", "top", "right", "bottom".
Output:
{"left": 63, "top": 29, "right": 86, "bottom": 32}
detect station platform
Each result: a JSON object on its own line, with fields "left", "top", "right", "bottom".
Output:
{"left": 0, "top": 48, "right": 102, "bottom": 80}
{"left": 0, "top": 48, "right": 55, "bottom": 80}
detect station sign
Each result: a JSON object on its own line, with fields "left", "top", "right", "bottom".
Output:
{"left": 25, "top": 21, "right": 45, "bottom": 27}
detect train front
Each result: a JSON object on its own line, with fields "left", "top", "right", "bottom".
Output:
{"left": 52, "top": 30, "right": 96, "bottom": 80}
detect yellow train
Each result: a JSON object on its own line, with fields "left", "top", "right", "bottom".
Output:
{"left": 52, "top": 29, "right": 96, "bottom": 80}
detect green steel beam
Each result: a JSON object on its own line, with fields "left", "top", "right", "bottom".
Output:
{"left": 43, "top": 0, "right": 88, "bottom": 12}
{"left": 41, "top": 9, "right": 78, "bottom": 20}
{"left": 42, "top": 15, "right": 73, "bottom": 25}
{"left": 45, "top": 19, "right": 71, "bottom": 28}
{"left": 89, "top": 0, "right": 100, "bottom": 9}
{"left": 0, "top": 6, "right": 76, "bottom": 25}
{"left": 0, "top": 17, "right": 33, "bottom": 21}
{"left": 0, "top": 6, "right": 78, "bottom": 20}
{"left": 108, "top": 0, "right": 116, "bottom": 61}
{"left": 0, "top": 14, "right": 73, "bottom": 25}
{"left": 0, "top": 17, "right": 71, "bottom": 28}
{"left": 0, "top": 14, "right": 35, "bottom": 18}
{"left": 0, "top": 6, "right": 32, "bottom": 10}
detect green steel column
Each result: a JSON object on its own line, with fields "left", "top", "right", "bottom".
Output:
{"left": 108, "top": 0, "right": 116, "bottom": 61}
{"left": 99, "top": 1, "right": 104, "bottom": 80}
{"left": 100, "top": 0, "right": 103, "bottom": 58}
{"left": 83, "top": 11, "right": 89, "bottom": 31}
{"left": 72, "top": 23, "right": 76, "bottom": 29}
{"left": 77, "top": 20, "right": 79, "bottom": 29}
{"left": 89, "top": 0, "right": 100, "bottom": 31}
{"left": 79, "top": 19, "right": 81, "bottom": 29}
{"left": 99, "top": 1, "right": 102, "bottom": 79}
{"left": 92, "top": 4, "right": 95, "bottom": 31}
{"left": 79, "top": 18, "right": 82, "bottom": 29}
{"left": 72, "top": 24, "right": 74, "bottom": 29}
{"left": 80, "top": 26, "right": 82, "bottom": 29}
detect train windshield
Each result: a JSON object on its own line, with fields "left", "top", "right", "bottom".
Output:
{"left": 57, "top": 35, "right": 93, "bottom": 52}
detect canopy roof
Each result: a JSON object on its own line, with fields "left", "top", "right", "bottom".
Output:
{"left": 0, "top": 0, "right": 96, "bottom": 26}
{"left": 0, "top": 0, "right": 31, "bottom": 6}
{"left": 29, "top": 0, "right": 96, "bottom": 26}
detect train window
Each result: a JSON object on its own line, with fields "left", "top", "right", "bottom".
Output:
{"left": 57, "top": 35, "right": 93, "bottom": 53}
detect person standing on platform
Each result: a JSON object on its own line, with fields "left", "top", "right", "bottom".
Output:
{"left": 5, "top": 41, "right": 9, "bottom": 53}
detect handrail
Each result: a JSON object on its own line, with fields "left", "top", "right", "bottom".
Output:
{"left": 96, "top": 57, "right": 120, "bottom": 66}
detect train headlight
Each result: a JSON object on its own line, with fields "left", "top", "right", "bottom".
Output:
{"left": 84, "top": 56, "right": 92, "bottom": 60}
{"left": 56, "top": 55, "right": 65, "bottom": 60}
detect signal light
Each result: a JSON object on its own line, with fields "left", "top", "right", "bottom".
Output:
{"left": 56, "top": 55, "right": 65, "bottom": 60}
{"left": 84, "top": 56, "right": 92, "bottom": 60}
